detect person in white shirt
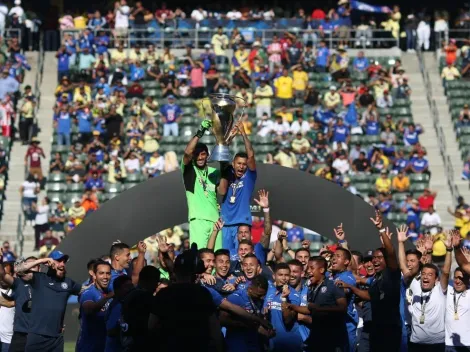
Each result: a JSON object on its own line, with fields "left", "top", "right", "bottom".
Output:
{"left": 290, "top": 116, "right": 310, "bottom": 135}
{"left": 143, "top": 152, "right": 165, "bottom": 178}
{"left": 409, "top": 234, "right": 452, "bottom": 351}
{"left": 421, "top": 206, "right": 442, "bottom": 232}
{"left": 226, "top": 9, "right": 242, "bottom": 20}
{"left": 257, "top": 113, "right": 274, "bottom": 137}
{"left": 114, "top": 0, "right": 130, "bottom": 38}
{"left": 33, "top": 197, "right": 50, "bottom": 250}
{"left": 190, "top": 7, "right": 207, "bottom": 22}
{"left": 332, "top": 152, "right": 350, "bottom": 175}
{"left": 0, "top": 2, "right": 8, "bottom": 36}
{"left": 272, "top": 116, "right": 290, "bottom": 136}
{"left": 124, "top": 153, "right": 142, "bottom": 174}
{"left": 445, "top": 266, "right": 470, "bottom": 350}
{"left": 417, "top": 17, "right": 431, "bottom": 51}
{"left": 0, "top": 284, "right": 14, "bottom": 351}
{"left": 8, "top": 0, "right": 23, "bottom": 23}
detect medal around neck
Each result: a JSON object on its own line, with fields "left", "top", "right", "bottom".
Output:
{"left": 203, "top": 93, "right": 246, "bottom": 162}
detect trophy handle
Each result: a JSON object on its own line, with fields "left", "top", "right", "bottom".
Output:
{"left": 224, "top": 96, "right": 247, "bottom": 143}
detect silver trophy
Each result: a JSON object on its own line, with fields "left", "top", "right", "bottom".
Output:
{"left": 203, "top": 93, "right": 246, "bottom": 162}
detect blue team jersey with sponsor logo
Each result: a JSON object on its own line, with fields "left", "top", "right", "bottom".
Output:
{"left": 329, "top": 271, "right": 359, "bottom": 326}
{"left": 263, "top": 285, "right": 303, "bottom": 351}
{"left": 298, "top": 285, "right": 310, "bottom": 342}
{"left": 221, "top": 168, "right": 257, "bottom": 226}
{"left": 77, "top": 285, "right": 110, "bottom": 352}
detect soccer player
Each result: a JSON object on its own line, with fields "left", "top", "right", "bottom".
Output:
{"left": 219, "top": 121, "right": 257, "bottom": 253}
{"left": 264, "top": 263, "right": 303, "bottom": 351}
{"left": 77, "top": 260, "right": 113, "bottom": 352}
{"left": 330, "top": 247, "right": 358, "bottom": 351}
{"left": 109, "top": 241, "right": 146, "bottom": 291}
{"left": 182, "top": 119, "right": 224, "bottom": 250}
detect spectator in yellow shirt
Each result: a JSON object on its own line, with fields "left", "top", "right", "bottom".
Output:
{"left": 441, "top": 63, "right": 461, "bottom": 81}
{"left": 291, "top": 64, "right": 308, "bottom": 99}
{"left": 254, "top": 79, "right": 274, "bottom": 118}
{"left": 274, "top": 68, "right": 293, "bottom": 107}
{"left": 274, "top": 144, "right": 297, "bottom": 168}
{"left": 375, "top": 170, "right": 392, "bottom": 193}
{"left": 392, "top": 171, "right": 410, "bottom": 192}
{"left": 232, "top": 43, "right": 250, "bottom": 73}
{"left": 274, "top": 106, "right": 295, "bottom": 123}
{"left": 111, "top": 44, "right": 128, "bottom": 66}
{"left": 323, "top": 86, "right": 341, "bottom": 110}
{"left": 211, "top": 27, "right": 229, "bottom": 64}
{"left": 292, "top": 132, "right": 310, "bottom": 153}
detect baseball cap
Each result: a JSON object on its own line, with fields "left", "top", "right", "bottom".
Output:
{"left": 49, "top": 250, "right": 69, "bottom": 262}
{"left": 168, "top": 95, "right": 175, "bottom": 100}
{"left": 330, "top": 85, "right": 337, "bottom": 91}
{"left": 363, "top": 249, "right": 374, "bottom": 262}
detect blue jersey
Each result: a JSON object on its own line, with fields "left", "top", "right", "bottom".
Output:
{"left": 204, "top": 286, "right": 226, "bottom": 307}
{"left": 221, "top": 168, "right": 257, "bottom": 226}
{"left": 263, "top": 285, "right": 303, "bottom": 352}
{"left": 226, "top": 289, "right": 264, "bottom": 352}
{"left": 104, "top": 299, "right": 121, "bottom": 352}
{"left": 229, "top": 243, "right": 267, "bottom": 264}
{"left": 298, "top": 285, "right": 310, "bottom": 342}
{"left": 77, "top": 285, "right": 110, "bottom": 352}
{"left": 329, "top": 271, "right": 358, "bottom": 327}
{"left": 160, "top": 104, "right": 182, "bottom": 123}
{"left": 109, "top": 268, "right": 129, "bottom": 292}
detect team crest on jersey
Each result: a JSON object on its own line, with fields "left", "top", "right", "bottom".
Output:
{"left": 321, "top": 287, "right": 327, "bottom": 293}
{"left": 61, "top": 282, "right": 68, "bottom": 290}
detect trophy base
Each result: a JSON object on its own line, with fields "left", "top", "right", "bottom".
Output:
{"left": 208, "top": 145, "right": 232, "bottom": 162}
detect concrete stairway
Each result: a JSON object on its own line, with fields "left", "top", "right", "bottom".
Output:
{"left": 422, "top": 52, "right": 470, "bottom": 208}
{"left": 19, "top": 52, "right": 57, "bottom": 258}
{"left": 0, "top": 52, "right": 39, "bottom": 252}
{"left": 401, "top": 53, "right": 454, "bottom": 229}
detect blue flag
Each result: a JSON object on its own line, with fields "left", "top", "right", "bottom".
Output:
{"left": 350, "top": 0, "right": 391, "bottom": 13}
{"left": 15, "top": 54, "right": 31, "bottom": 71}
{"left": 344, "top": 103, "right": 359, "bottom": 127}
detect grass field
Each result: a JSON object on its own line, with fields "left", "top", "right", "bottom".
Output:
{"left": 65, "top": 342, "right": 74, "bottom": 352}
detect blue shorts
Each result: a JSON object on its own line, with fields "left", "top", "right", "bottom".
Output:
{"left": 25, "top": 333, "right": 64, "bottom": 352}
{"left": 222, "top": 225, "right": 239, "bottom": 252}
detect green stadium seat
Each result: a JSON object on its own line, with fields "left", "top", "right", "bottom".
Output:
{"left": 47, "top": 192, "right": 66, "bottom": 203}
{"left": 410, "top": 183, "right": 427, "bottom": 193}
{"left": 387, "top": 213, "right": 407, "bottom": 222}
{"left": 125, "top": 183, "right": 140, "bottom": 190}
{"left": 48, "top": 173, "right": 66, "bottom": 183}
{"left": 46, "top": 183, "right": 66, "bottom": 192}
{"left": 104, "top": 183, "right": 123, "bottom": 193}
{"left": 392, "top": 193, "right": 408, "bottom": 202}
{"left": 409, "top": 174, "right": 430, "bottom": 183}
{"left": 67, "top": 183, "right": 85, "bottom": 193}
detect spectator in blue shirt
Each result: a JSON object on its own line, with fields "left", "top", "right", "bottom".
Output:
{"left": 315, "top": 41, "right": 329, "bottom": 72}
{"left": 54, "top": 105, "right": 72, "bottom": 146}
{"left": 129, "top": 61, "right": 145, "bottom": 82}
{"left": 56, "top": 46, "right": 71, "bottom": 81}
{"left": 75, "top": 107, "right": 93, "bottom": 144}
{"left": 365, "top": 115, "right": 380, "bottom": 136}
{"left": 393, "top": 150, "right": 409, "bottom": 173}
{"left": 87, "top": 10, "right": 106, "bottom": 31}
{"left": 85, "top": 171, "right": 105, "bottom": 192}
{"left": 407, "top": 150, "right": 429, "bottom": 174}
{"left": 94, "top": 31, "right": 110, "bottom": 56}
{"left": 378, "top": 193, "right": 393, "bottom": 215}
{"left": 402, "top": 123, "right": 423, "bottom": 146}
{"left": 200, "top": 44, "right": 216, "bottom": 72}
{"left": 1, "top": 241, "right": 17, "bottom": 262}
{"left": 64, "top": 33, "right": 77, "bottom": 66}
{"left": 353, "top": 51, "right": 369, "bottom": 72}
{"left": 0, "top": 69, "right": 20, "bottom": 100}
{"left": 160, "top": 95, "right": 182, "bottom": 136}
{"left": 331, "top": 118, "right": 350, "bottom": 145}
{"left": 319, "top": 17, "right": 338, "bottom": 38}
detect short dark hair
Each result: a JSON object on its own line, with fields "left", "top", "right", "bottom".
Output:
{"left": 139, "top": 265, "right": 161, "bottom": 284}
{"left": 239, "top": 239, "right": 254, "bottom": 249}
{"left": 87, "top": 258, "right": 99, "bottom": 270}
{"left": 234, "top": 152, "right": 248, "bottom": 160}
{"left": 251, "top": 275, "right": 269, "bottom": 291}
{"left": 336, "top": 247, "right": 352, "bottom": 262}
{"left": 93, "top": 260, "right": 112, "bottom": 273}
{"left": 198, "top": 248, "right": 215, "bottom": 258}
{"left": 422, "top": 263, "right": 439, "bottom": 278}
{"left": 113, "top": 275, "right": 131, "bottom": 292}
{"left": 110, "top": 243, "right": 130, "bottom": 259}
{"left": 243, "top": 253, "right": 259, "bottom": 264}
{"left": 351, "top": 250, "right": 363, "bottom": 264}
{"left": 406, "top": 249, "right": 423, "bottom": 260}
{"left": 25, "top": 256, "right": 38, "bottom": 262}
{"left": 274, "top": 262, "right": 290, "bottom": 273}
{"left": 295, "top": 248, "right": 310, "bottom": 257}
{"left": 287, "top": 259, "right": 304, "bottom": 270}
{"left": 309, "top": 256, "right": 328, "bottom": 271}
{"left": 455, "top": 267, "right": 470, "bottom": 281}
{"left": 214, "top": 249, "right": 230, "bottom": 259}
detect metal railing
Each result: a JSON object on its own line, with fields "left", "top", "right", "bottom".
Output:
{"left": 15, "top": 214, "right": 24, "bottom": 257}
{"left": 416, "top": 49, "right": 460, "bottom": 206}
{"left": 435, "top": 29, "right": 469, "bottom": 50}
{"left": 3, "top": 28, "right": 22, "bottom": 45}
{"left": 60, "top": 28, "right": 399, "bottom": 49}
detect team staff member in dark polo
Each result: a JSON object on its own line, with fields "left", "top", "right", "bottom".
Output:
{"left": 0, "top": 250, "right": 90, "bottom": 352}
{"left": 8, "top": 256, "right": 40, "bottom": 352}
{"left": 287, "top": 256, "right": 348, "bottom": 352}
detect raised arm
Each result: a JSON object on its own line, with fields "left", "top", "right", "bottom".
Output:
{"left": 207, "top": 219, "right": 224, "bottom": 250}
{"left": 452, "top": 231, "right": 470, "bottom": 275}
{"left": 182, "top": 120, "right": 212, "bottom": 165}
{"left": 396, "top": 225, "right": 412, "bottom": 282}
{"left": 336, "top": 280, "right": 371, "bottom": 301}
{"left": 441, "top": 232, "right": 453, "bottom": 291}
{"left": 370, "top": 210, "right": 398, "bottom": 270}
{"left": 334, "top": 223, "right": 348, "bottom": 250}
{"left": 236, "top": 121, "right": 256, "bottom": 171}
{"left": 131, "top": 241, "right": 147, "bottom": 285}
{"left": 156, "top": 236, "right": 175, "bottom": 280}
{"left": 81, "top": 291, "right": 114, "bottom": 315}
{"left": 254, "top": 189, "right": 272, "bottom": 248}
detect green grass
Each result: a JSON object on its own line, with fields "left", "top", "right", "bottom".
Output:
{"left": 65, "top": 342, "right": 74, "bottom": 352}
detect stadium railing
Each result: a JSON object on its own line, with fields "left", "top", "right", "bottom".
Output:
{"left": 417, "top": 49, "right": 459, "bottom": 205}
{"left": 60, "top": 27, "right": 399, "bottom": 49}
{"left": 435, "top": 29, "right": 469, "bottom": 49}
